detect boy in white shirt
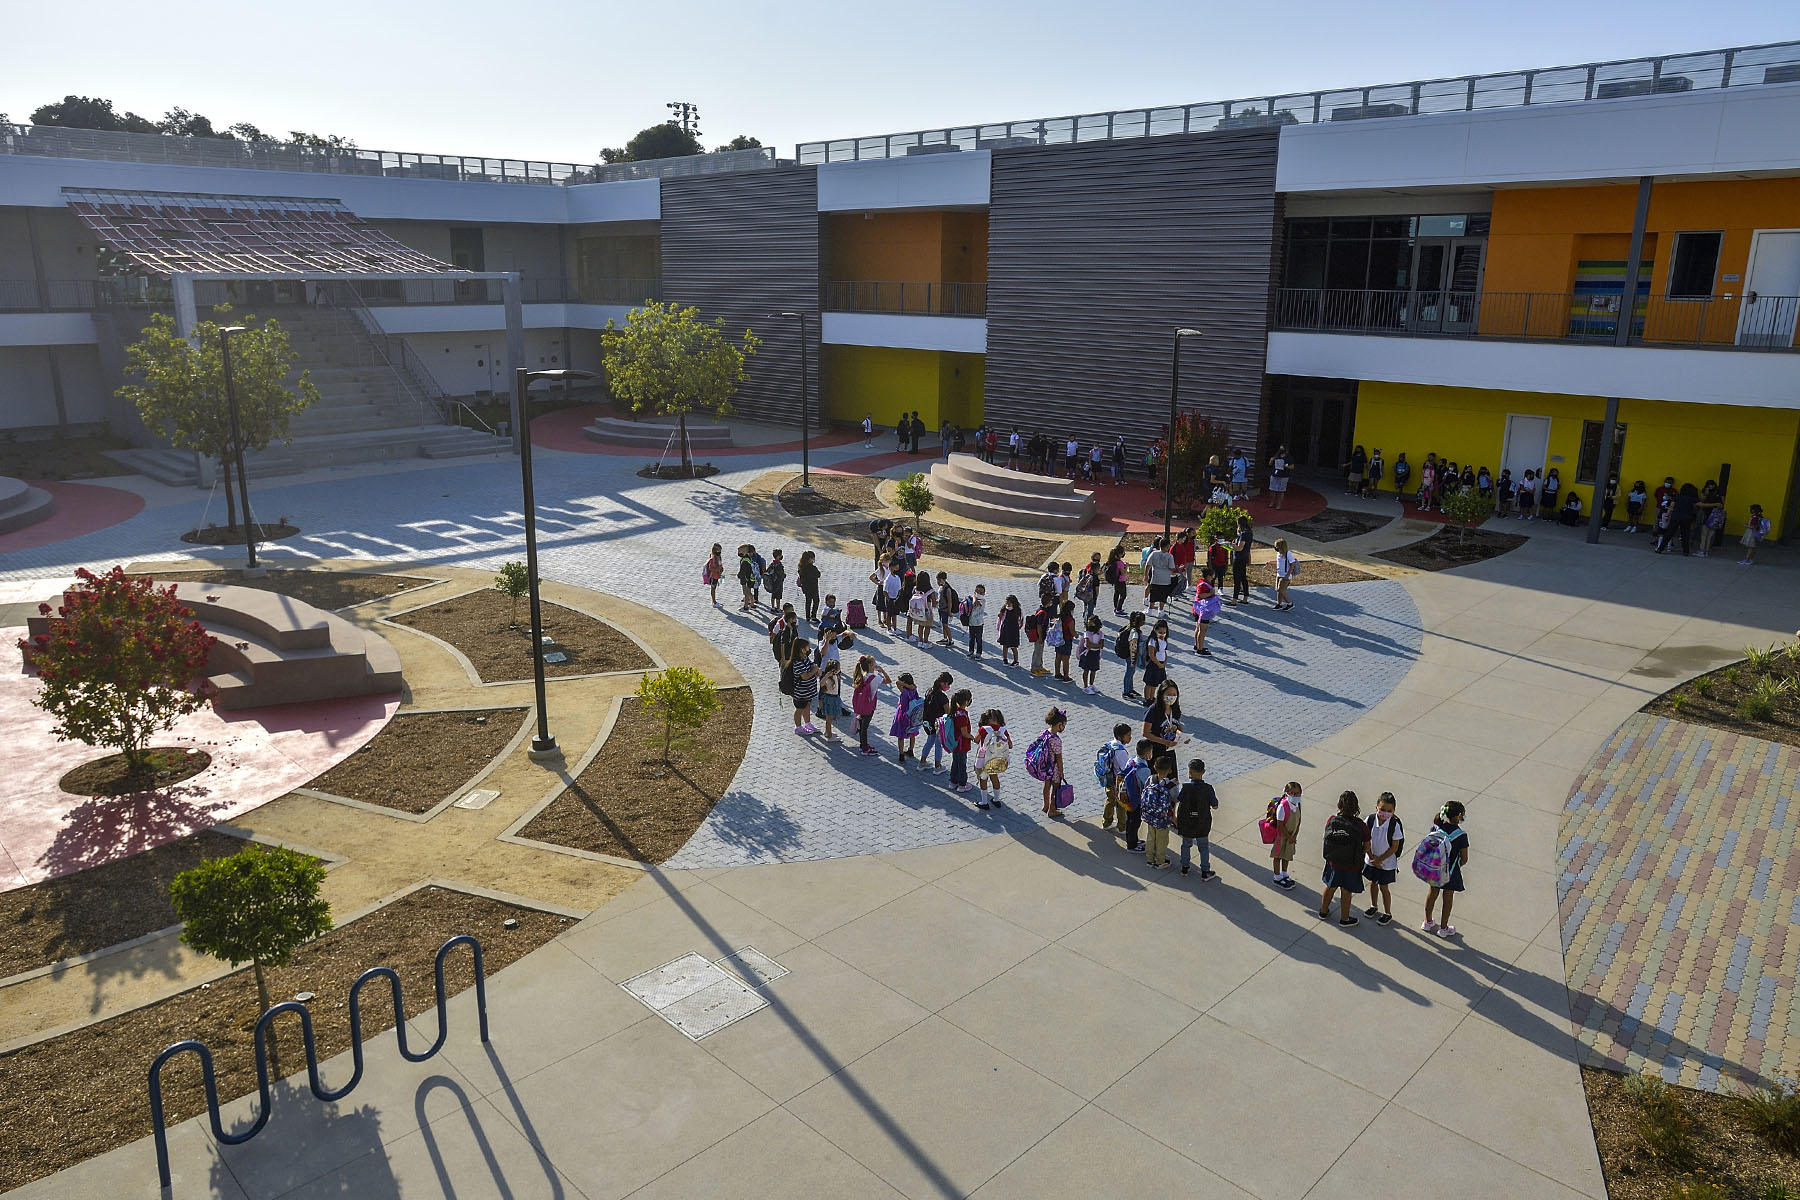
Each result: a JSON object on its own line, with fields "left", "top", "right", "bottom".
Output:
{"left": 1362, "top": 792, "right": 1405, "bottom": 926}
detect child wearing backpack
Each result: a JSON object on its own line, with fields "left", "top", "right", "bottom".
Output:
{"left": 1027, "top": 601, "right": 1051, "bottom": 678}
{"left": 919, "top": 671, "right": 954, "bottom": 775}
{"left": 975, "top": 709, "right": 1011, "bottom": 808}
{"left": 1117, "top": 611, "right": 1145, "bottom": 701}
{"left": 1140, "top": 753, "right": 1178, "bottom": 869}
{"left": 1419, "top": 801, "right": 1470, "bottom": 938}
{"left": 888, "top": 672, "right": 921, "bottom": 765}
{"left": 737, "top": 545, "right": 758, "bottom": 612}
{"left": 1362, "top": 791, "right": 1404, "bottom": 926}
{"left": 967, "top": 585, "right": 987, "bottom": 659}
{"left": 1098, "top": 722, "right": 1134, "bottom": 832}
{"left": 1027, "top": 707, "right": 1070, "bottom": 819}
{"left": 1174, "top": 758, "right": 1219, "bottom": 880}
{"left": 1118, "top": 739, "right": 1154, "bottom": 852}
{"left": 1269, "top": 781, "right": 1303, "bottom": 889}
{"left": 705, "top": 543, "right": 725, "bottom": 607}
{"left": 1078, "top": 615, "right": 1105, "bottom": 694}
{"left": 851, "top": 656, "right": 890, "bottom": 757}
{"left": 1317, "top": 790, "right": 1369, "bottom": 927}
{"left": 816, "top": 657, "right": 845, "bottom": 741}
{"left": 750, "top": 548, "right": 768, "bottom": 605}
{"left": 947, "top": 689, "right": 975, "bottom": 796}
{"left": 935, "top": 572, "right": 959, "bottom": 648}
{"left": 1739, "top": 504, "right": 1771, "bottom": 564}
{"left": 818, "top": 594, "right": 843, "bottom": 639}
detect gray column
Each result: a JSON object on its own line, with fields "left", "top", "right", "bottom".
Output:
{"left": 23, "top": 209, "right": 50, "bottom": 311}
{"left": 1585, "top": 176, "right": 1652, "bottom": 544}
{"left": 173, "top": 273, "right": 199, "bottom": 342}
{"left": 501, "top": 272, "right": 525, "bottom": 454}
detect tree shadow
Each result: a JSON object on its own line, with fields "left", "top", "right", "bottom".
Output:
{"left": 210, "top": 1079, "right": 394, "bottom": 1198}
{"left": 699, "top": 788, "right": 804, "bottom": 858}
{"left": 35, "top": 784, "right": 237, "bottom": 881}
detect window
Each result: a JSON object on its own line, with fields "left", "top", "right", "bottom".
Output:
{"left": 1577, "top": 420, "right": 1627, "bottom": 485}
{"left": 1667, "top": 232, "right": 1722, "bottom": 299}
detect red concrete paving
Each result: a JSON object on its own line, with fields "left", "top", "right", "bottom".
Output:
{"left": 0, "top": 480, "right": 145, "bottom": 554}
{"left": 532, "top": 404, "right": 863, "bottom": 457}
{"left": 1080, "top": 475, "right": 1328, "bottom": 533}
{"left": 0, "top": 622, "right": 396, "bottom": 889}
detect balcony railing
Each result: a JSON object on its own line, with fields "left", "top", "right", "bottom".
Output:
{"left": 0, "top": 276, "right": 664, "bottom": 312}
{"left": 0, "top": 279, "right": 106, "bottom": 311}
{"left": 1272, "top": 288, "right": 1800, "bottom": 351}
{"left": 822, "top": 281, "right": 988, "bottom": 317}
{"left": 796, "top": 40, "right": 1800, "bottom": 163}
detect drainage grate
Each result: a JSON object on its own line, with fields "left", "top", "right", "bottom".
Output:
{"left": 620, "top": 948, "right": 786, "bottom": 1041}
{"left": 452, "top": 788, "right": 500, "bottom": 810}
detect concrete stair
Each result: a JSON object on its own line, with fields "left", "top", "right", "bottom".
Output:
{"left": 0, "top": 475, "right": 55, "bottom": 533}
{"left": 925, "top": 453, "right": 1098, "bottom": 531}
{"left": 583, "top": 416, "right": 735, "bottom": 450}
{"left": 27, "top": 581, "right": 402, "bottom": 710}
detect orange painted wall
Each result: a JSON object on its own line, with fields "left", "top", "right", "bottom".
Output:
{"left": 823, "top": 211, "right": 989, "bottom": 283}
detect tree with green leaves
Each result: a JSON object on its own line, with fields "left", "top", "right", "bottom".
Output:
{"left": 602, "top": 300, "right": 759, "bottom": 475}
{"left": 157, "top": 107, "right": 220, "bottom": 138}
{"left": 287, "top": 130, "right": 357, "bottom": 149}
{"left": 600, "top": 122, "right": 703, "bottom": 164}
{"left": 716, "top": 135, "right": 763, "bottom": 152}
{"left": 1442, "top": 486, "right": 1493, "bottom": 542}
{"left": 1166, "top": 412, "right": 1233, "bottom": 512}
{"left": 636, "top": 666, "right": 720, "bottom": 763}
{"left": 169, "top": 843, "right": 331, "bottom": 1020}
{"left": 118, "top": 308, "right": 318, "bottom": 532}
{"left": 494, "top": 561, "right": 530, "bottom": 629}
{"left": 894, "top": 473, "right": 934, "bottom": 521}
{"left": 31, "top": 94, "right": 158, "bottom": 133}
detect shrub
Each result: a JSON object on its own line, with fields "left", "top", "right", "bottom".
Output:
{"left": 1199, "top": 505, "right": 1242, "bottom": 547}
{"left": 1738, "top": 1081, "right": 1800, "bottom": 1155}
{"left": 18, "top": 566, "right": 217, "bottom": 776}
{"left": 1746, "top": 643, "right": 1778, "bottom": 671}
{"left": 1692, "top": 676, "right": 1714, "bottom": 698}
{"left": 1166, "top": 412, "right": 1232, "bottom": 508}
{"left": 1442, "top": 487, "right": 1494, "bottom": 537}
{"left": 494, "top": 561, "right": 531, "bottom": 628}
{"left": 1737, "top": 675, "right": 1786, "bottom": 723}
{"left": 1624, "top": 1072, "right": 1697, "bottom": 1168}
{"left": 1667, "top": 1178, "right": 1728, "bottom": 1200}
{"left": 636, "top": 666, "right": 720, "bottom": 763}
{"left": 1670, "top": 693, "right": 1689, "bottom": 713}
{"left": 1723, "top": 666, "right": 1740, "bottom": 686}
{"left": 1763, "top": 1184, "right": 1797, "bottom": 1200}
{"left": 169, "top": 843, "right": 330, "bottom": 1017}
{"left": 893, "top": 473, "right": 934, "bottom": 521}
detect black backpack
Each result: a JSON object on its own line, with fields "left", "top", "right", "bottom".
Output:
{"left": 778, "top": 660, "right": 795, "bottom": 696}
{"left": 1114, "top": 625, "right": 1133, "bottom": 661}
{"left": 1037, "top": 572, "right": 1059, "bottom": 606}
{"left": 1323, "top": 815, "right": 1363, "bottom": 870}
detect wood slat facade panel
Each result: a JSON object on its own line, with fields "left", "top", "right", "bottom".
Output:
{"left": 659, "top": 167, "right": 820, "bottom": 425}
{"left": 985, "top": 129, "right": 1281, "bottom": 466}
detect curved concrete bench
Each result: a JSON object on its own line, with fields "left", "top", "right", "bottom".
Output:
{"left": 27, "top": 581, "right": 401, "bottom": 710}
{"left": 583, "top": 416, "right": 734, "bottom": 450}
{"left": 925, "top": 454, "right": 1098, "bottom": 532}
{"left": 0, "top": 476, "right": 54, "bottom": 534}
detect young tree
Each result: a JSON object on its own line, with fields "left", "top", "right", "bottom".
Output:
{"left": 602, "top": 300, "right": 759, "bottom": 475}
{"left": 894, "top": 472, "right": 935, "bottom": 521}
{"left": 636, "top": 666, "right": 721, "bottom": 763}
{"left": 169, "top": 844, "right": 331, "bottom": 1019}
{"left": 1166, "top": 412, "right": 1233, "bottom": 512}
{"left": 19, "top": 566, "right": 216, "bottom": 778}
{"left": 600, "top": 122, "right": 703, "bottom": 164}
{"left": 1442, "top": 486, "right": 1493, "bottom": 543}
{"left": 118, "top": 309, "right": 318, "bottom": 532}
{"left": 494, "top": 561, "right": 531, "bottom": 629}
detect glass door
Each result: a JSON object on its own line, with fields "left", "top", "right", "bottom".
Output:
{"left": 1409, "top": 241, "right": 1448, "bottom": 332}
{"left": 1410, "top": 238, "right": 1484, "bottom": 333}
{"left": 1443, "top": 239, "right": 1484, "bottom": 333}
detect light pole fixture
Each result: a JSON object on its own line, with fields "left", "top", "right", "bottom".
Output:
{"left": 1164, "top": 327, "right": 1204, "bottom": 544}
{"left": 770, "top": 311, "right": 813, "bottom": 492}
{"left": 513, "top": 366, "right": 599, "bottom": 761}
{"left": 218, "top": 325, "right": 258, "bottom": 571}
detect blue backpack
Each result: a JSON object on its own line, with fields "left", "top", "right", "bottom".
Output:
{"left": 1093, "top": 740, "right": 1122, "bottom": 787}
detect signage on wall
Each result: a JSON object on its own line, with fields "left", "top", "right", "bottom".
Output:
{"left": 1723, "top": 274, "right": 1741, "bottom": 282}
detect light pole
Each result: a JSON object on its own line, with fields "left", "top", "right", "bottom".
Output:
{"left": 771, "top": 311, "right": 813, "bottom": 491}
{"left": 218, "top": 325, "right": 259, "bottom": 571}
{"left": 1164, "top": 327, "right": 1204, "bottom": 544}
{"left": 513, "top": 366, "right": 599, "bottom": 761}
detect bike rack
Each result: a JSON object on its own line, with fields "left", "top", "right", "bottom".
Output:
{"left": 148, "top": 934, "right": 488, "bottom": 1189}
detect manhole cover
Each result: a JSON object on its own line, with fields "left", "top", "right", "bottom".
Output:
{"left": 619, "top": 950, "right": 784, "bottom": 1040}
{"left": 453, "top": 788, "right": 501, "bottom": 810}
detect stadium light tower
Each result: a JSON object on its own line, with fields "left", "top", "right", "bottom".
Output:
{"left": 666, "top": 101, "right": 702, "bottom": 138}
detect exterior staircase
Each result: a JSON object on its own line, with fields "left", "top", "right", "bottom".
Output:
{"left": 0, "top": 475, "right": 55, "bottom": 532}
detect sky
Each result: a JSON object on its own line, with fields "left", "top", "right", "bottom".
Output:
{"left": 4, "top": 0, "right": 1795, "bottom": 163}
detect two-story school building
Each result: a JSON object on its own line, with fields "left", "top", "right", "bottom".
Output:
{"left": 2, "top": 40, "right": 1797, "bottom": 534}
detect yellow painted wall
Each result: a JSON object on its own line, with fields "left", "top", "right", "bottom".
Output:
{"left": 822, "top": 346, "right": 986, "bottom": 430}
{"left": 1352, "top": 381, "right": 1798, "bottom": 537}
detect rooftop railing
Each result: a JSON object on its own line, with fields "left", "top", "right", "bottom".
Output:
{"left": 795, "top": 40, "right": 1800, "bottom": 163}
{"left": 1273, "top": 287, "right": 1800, "bottom": 351}
{"left": 0, "top": 124, "right": 779, "bottom": 186}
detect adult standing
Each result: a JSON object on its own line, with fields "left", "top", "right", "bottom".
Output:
{"left": 1669, "top": 482, "right": 1699, "bottom": 556}
{"left": 1106, "top": 546, "right": 1129, "bottom": 616}
{"left": 1141, "top": 679, "right": 1184, "bottom": 752}
{"left": 1696, "top": 480, "right": 1725, "bottom": 557}
{"left": 1230, "top": 515, "right": 1253, "bottom": 606}
{"left": 1144, "top": 539, "right": 1177, "bottom": 617}
{"left": 797, "top": 550, "right": 822, "bottom": 624}
{"left": 1111, "top": 436, "right": 1127, "bottom": 486}
{"left": 868, "top": 515, "right": 893, "bottom": 565}
{"left": 939, "top": 420, "right": 952, "bottom": 460}
{"left": 1267, "top": 445, "right": 1292, "bottom": 510}
{"left": 910, "top": 411, "right": 926, "bottom": 454}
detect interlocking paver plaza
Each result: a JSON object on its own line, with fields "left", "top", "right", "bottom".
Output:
{"left": 1560, "top": 711, "right": 1800, "bottom": 1091}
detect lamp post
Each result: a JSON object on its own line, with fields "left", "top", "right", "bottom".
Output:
{"left": 771, "top": 311, "right": 813, "bottom": 491}
{"left": 513, "top": 366, "right": 599, "bottom": 761}
{"left": 218, "top": 325, "right": 259, "bottom": 572}
{"left": 1164, "top": 327, "right": 1204, "bottom": 544}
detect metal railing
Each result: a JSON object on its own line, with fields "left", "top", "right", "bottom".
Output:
{"left": 394, "top": 335, "right": 499, "bottom": 435}
{"left": 0, "top": 123, "right": 778, "bottom": 186}
{"left": 320, "top": 283, "right": 445, "bottom": 426}
{"left": 1273, "top": 288, "right": 1800, "bottom": 351}
{"left": 148, "top": 935, "right": 487, "bottom": 1190}
{"left": 822, "top": 280, "right": 988, "bottom": 316}
{"left": 796, "top": 40, "right": 1800, "bottom": 162}
{"left": 0, "top": 278, "right": 104, "bottom": 311}
{"left": 575, "top": 276, "right": 661, "bottom": 306}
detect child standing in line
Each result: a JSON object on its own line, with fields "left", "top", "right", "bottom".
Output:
{"left": 1625, "top": 480, "right": 1647, "bottom": 533}
{"left": 850, "top": 656, "right": 890, "bottom": 757}
{"left": 1362, "top": 791, "right": 1404, "bottom": 925}
{"left": 919, "top": 671, "right": 954, "bottom": 775}
{"left": 1052, "top": 600, "right": 1077, "bottom": 683}
{"left": 1496, "top": 469, "right": 1514, "bottom": 518}
{"left": 1191, "top": 577, "right": 1221, "bottom": 657}
{"left": 889, "top": 672, "right": 921, "bottom": 766}
{"left": 1174, "top": 757, "right": 1219, "bottom": 880}
{"left": 1740, "top": 504, "right": 1772, "bottom": 564}
{"left": 1101, "top": 722, "right": 1134, "bottom": 833}
{"left": 1140, "top": 753, "right": 1177, "bottom": 869}
{"left": 737, "top": 544, "right": 758, "bottom": 612}
{"left": 967, "top": 585, "right": 988, "bottom": 659}
{"left": 1514, "top": 470, "right": 1537, "bottom": 520}
{"left": 704, "top": 543, "right": 725, "bottom": 607}
{"left": 1270, "top": 781, "right": 1303, "bottom": 889}
{"left": 910, "top": 579, "right": 937, "bottom": 647}
{"left": 1318, "top": 790, "right": 1370, "bottom": 927}
{"left": 948, "top": 689, "right": 975, "bottom": 796}
{"left": 1078, "top": 615, "right": 1105, "bottom": 695}
{"left": 751, "top": 547, "right": 769, "bottom": 606}
{"left": 935, "top": 571, "right": 959, "bottom": 648}
{"left": 1118, "top": 739, "right": 1154, "bottom": 852}
{"left": 1037, "top": 708, "right": 1069, "bottom": 818}
{"left": 1422, "top": 801, "right": 1471, "bottom": 939}
{"left": 997, "top": 594, "right": 1022, "bottom": 666}
{"left": 974, "top": 709, "right": 1011, "bottom": 809}
{"left": 1119, "top": 611, "right": 1145, "bottom": 702}
{"left": 1272, "top": 539, "right": 1298, "bottom": 611}
{"left": 815, "top": 658, "right": 844, "bottom": 741}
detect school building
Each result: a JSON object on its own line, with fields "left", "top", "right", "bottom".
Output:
{"left": 1, "top": 41, "right": 1798, "bottom": 534}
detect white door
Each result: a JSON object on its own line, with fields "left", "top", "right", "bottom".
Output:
{"left": 1501, "top": 414, "right": 1552, "bottom": 485}
{"left": 1737, "top": 230, "right": 1800, "bottom": 347}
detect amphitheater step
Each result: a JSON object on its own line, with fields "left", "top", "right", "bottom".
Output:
{"left": 0, "top": 477, "right": 55, "bottom": 533}
{"left": 926, "top": 454, "right": 1097, "bottom": 532}
{"left": 584, "top": 417, "right": 735, "bottom": 450}
{"left": 938, "top": 453, "right": 1104, "bottom": 500}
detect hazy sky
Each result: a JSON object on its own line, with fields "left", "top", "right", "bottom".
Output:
{"left": 4, "top": 0, "right": 1793, "bottom": 163}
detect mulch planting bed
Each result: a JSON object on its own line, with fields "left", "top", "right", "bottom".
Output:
{"left": 637, "top": 463, "right": 721, "bottom": 479}
{"left": 777, "top": 474, "right": 883, "bottom": 517}
{"left": 1643, "top": 646, "right": 1800, "bottom": 750}
{"left": 388, "top": 588, "right": 653, "bottom": 682}
{"left": 1373, "top": 525, "right": 1527, "bottom": 571}
{"left": 1584, "top": 1065, "right": 1800, "bottom": 1199}
{"left": 518, "top": 688, "right": 752, "bottom": 864}
{"left": 822, "top": 519, "right": 1060, "bottom": 571}
{"left": 58, "top": 747, "right": 211, "bottom": 798}
{"left": 303, "top": 708, "right": 527, "bottom": 814}
{"left": 0, "top": 885, "right": 568, "bottom": 1194}
{"left": 130, "top": 568, "right": 431, "bottom": 612}
{"left": 0, "top": 829, "right": 249, "bottom": 980}
{"left": 180, "top": 521, "right": 300, "bottom": 545}
{"left": 1278, "top": 507, "right": 1393, "bottom": 543}
{"left": 0, "top": 434, "right": 130, "bottom": 481}
{"left": 1249, "top": 558, "right": 1378, "bottom": 587}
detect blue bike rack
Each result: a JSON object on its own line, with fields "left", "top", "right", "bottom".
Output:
{"left": 148, "top": 934, "right": 488, "bottom": 1189}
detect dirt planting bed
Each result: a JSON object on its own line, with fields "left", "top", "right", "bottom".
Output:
{"left": 1373, "top": 525, "right": 1527, "bottom": 571}
{"left": 58, "top": 747, "right": 211, "bottom": 798}
{"left": 822, "top": 519, "right": 1059, "bottom": 571}
{"left": 777, "top": 474, "right": 884, "bottom": 517}
{"left": 1583, "top": 1065, "right": 1800, "bottom": 1200}
{"left": 303, "top": 708, "right": 527, "bottom": 814}
{"left": 388, "top": 588, "right": 653, "bottom": 682}
{"left": 130, "top": 568, "right": 432, "bottom": 612}
{"left": 1278, "top": 507, "right": 1394, "bottom": 543}
{"left": 1643, "top": 644, "right": 1800, "bottom": 749}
